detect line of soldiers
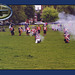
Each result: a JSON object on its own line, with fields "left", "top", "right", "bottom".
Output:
{"left": 9, "top": 24, "right": 47, "bottom": 43}
{"left": 17, "top": 25, "right": 47, "bottom": 36}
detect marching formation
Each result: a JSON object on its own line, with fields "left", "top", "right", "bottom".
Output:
{"left": 9, "top": 22, "right": 71, "bottom": 44}
{"left": 9, "top": 24, "right": 47, "bottom": 43}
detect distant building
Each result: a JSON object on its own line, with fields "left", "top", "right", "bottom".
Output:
{"left": 34, "top": 5, "right": 42, "bottom": 22}
{"left": 35, "top": 5, "right": 41, "bottom": 11}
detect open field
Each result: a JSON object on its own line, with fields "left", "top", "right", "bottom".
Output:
{"left": 0, "top": 25, "right": 75, "bottom": 69}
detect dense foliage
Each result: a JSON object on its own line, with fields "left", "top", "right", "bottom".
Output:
{"left": 8, "top": 5, "right": 75, "bottom": 23}
{"left": 54, "top": 5, "right": 75, "bottom": 15}
{"left": 37, "top": 12, "right": 41, "bottom": 21}
{"left": 41, "top": 6, "right": 59, "bottom": 22}
{"left": 24, "top": 5, "right": 35, "bottom": 19}
{"left": 9, "top": 5, "right": 35, "bottom": 24}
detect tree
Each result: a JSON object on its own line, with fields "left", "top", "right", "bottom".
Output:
{"left": 56, "top": 5, "right": 75, "bottom": 15}
{"left": 24, "top": 5, "right": 35, "bottom": 19}
{"left": 41, "top": 7, "right": 59, "bottom": 22}
{"left": 9, "top": 5, "right": 27, "bottom": 24}
{"left": 9, "top": 5, "right": 35, "bottom": 24}
{"left": 37, "top": 12, "right": 41, "bottom": 21}
{"left": 42, "top": 5, "right": 75, "bottom": 15}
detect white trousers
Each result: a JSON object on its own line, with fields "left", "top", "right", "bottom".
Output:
{"left": 35, "top": 39, "right": 41, "bottom": 43}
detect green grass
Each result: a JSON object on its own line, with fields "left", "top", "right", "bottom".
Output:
{"left": 0, "top": 25, "right": 75, "bottom": 69}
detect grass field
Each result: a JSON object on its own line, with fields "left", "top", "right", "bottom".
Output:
{"left": 0, "top": 25, "right": 75, "bottom": 69}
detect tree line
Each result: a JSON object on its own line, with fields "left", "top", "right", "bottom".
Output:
{"left": 41, "top": 5, "right": 75, "bottom": 22}
{"left": 9, "top": 5, "right": 35, "bottom": 24}
{"left": 8, "top": 5, "right": 75, "bottom": 23}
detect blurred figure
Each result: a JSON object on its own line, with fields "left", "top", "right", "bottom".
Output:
{"left": 2, "top": 27, "right": 5, "bottom": 32}
{"left": 63, "top": 28, "right": 69, "bottom": 37}
{"left": 10, "top": 25, "right": 15, "bottom": 36}
{"left": 31, "top": 27, "right": 37, "bottom": 36}
{"left": 37, "top": 25, "right": 41, "bottom": 34}
{"left": 18, "top": 25, "right": 23, "bottom": 36}
{"left": 35, "top": 31, "right": 41, "bottom": 43}
{"left": 9, "top": 24, "right": 12, "bottom": 31}
{"left": 0, "top": 27, "right": 1, "bottom": 32}
{"left": 26, "top": 26, "right": 30, "bottom": 36}
{"left": 64, "top": 34, "right": 70, "bottom": 43}
{"left": 43, "top": 26, "right": 47, "bottom": 36}
{"left": 52, "top": 25, "right": 54, "bottom": 30}
{"left": 25, "top": 22, "right": 28, "bottom": 31}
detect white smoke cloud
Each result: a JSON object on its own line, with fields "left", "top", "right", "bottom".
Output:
{"left": 49, "top": 12, "right": 75, "bottom": 40}
{"left": 40, "top": 35, "right": 44, "bottom": 41}
{"left": 58, "top": 12, "right": 75, "bottom": 39}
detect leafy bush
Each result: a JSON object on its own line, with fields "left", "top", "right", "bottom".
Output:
{"left": 41, "top": 7, "right": 59, "bottom": 22}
